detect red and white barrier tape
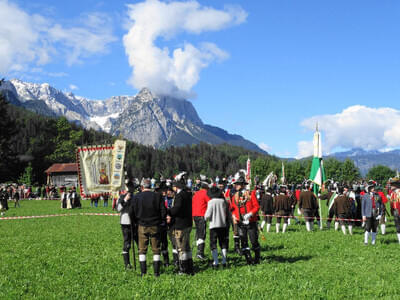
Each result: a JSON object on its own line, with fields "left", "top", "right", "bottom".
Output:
{"left": 0, "top": 212, "right": 119, "bottom": 221}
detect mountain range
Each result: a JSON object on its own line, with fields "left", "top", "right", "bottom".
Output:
{"left": 0, "top": 79, "right": 265, "bottom": 153}
{"left": 328, "top": 148, "right": 400, "bottom": 175}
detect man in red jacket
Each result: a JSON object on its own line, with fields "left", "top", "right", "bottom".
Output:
{"left": 192, "top": 180, "right": 210, "bottom": 260}
{"left": 231, "top": 176, "right": 260, "bottom": 265}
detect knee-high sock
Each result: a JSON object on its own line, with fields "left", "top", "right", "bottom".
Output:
{"left": 334, "top": 221, "right": 339, "bottom": 231}
{"left": 305, "top": 222, "right": 311, "bottom": 232}
{"left": 371, "top": 232, "right": 377, "bottom": 245}
{"left": 266, "top": 223, "right": 271, "bottom": 232}
{"left": 211, "top": 249, "right": 219, "bottom": 266}
{"left": 276, "top": 223, "right": 280, "bottom": 233}
{"left": 282, "top": 223, "right": 288, "bottom": 233}
{"left": 260, "top": 220, "right": 266, "bottom": 229}
{"left": 139, "top": 254, "right": 146, "bottom": 262}
{"left": 348, "top": 225, "right": 353, "bottom": 235}
{"left": 381, "top": 224, "right": 386, "bottom": 235}
{"left": 364, "top": 231, "right": 370, "bottom": 244}
{"left": 397, "top": 233, "right": 400, "bottom": 244}
{"left": 341, "top": 225, "right": 346, "bottom": 235}
{"left": 153, "top": 254, "right": 161, "bottom": 262}
{"left": 288, "top": 218, "right": 291, "bottom": 226}
{"left": 221, "top": 248, "right": 227, "bottom": 264}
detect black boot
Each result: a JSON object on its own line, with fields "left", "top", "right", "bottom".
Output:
{"left": 140, "top": 261, "right": 147, "bottom": 277}
{"left": 234, "top": 238, "right": 241, "bottom": 255}
{"left": 187, "top": 258, "right": 195, "bottom": 275}
{"left": 244, "top": 250, "right": 253, "bottom": 265}
{"left": 196, "top": 243, "right": 206, "bottom": 260}
{"left": 162, "top": 251, "right": 170, "bottom": 267}
{"left": 153, "top": 261, "right": 161, "bottom": 277}
{"left": 253, "top": 248, "right": 260, "bottom": 265}
{"left": 178, "top": 260, "right": 186, "bottom": 275}
{"left": 123, "top": 253, "right": 132, "bottom": 269}
{"left": 173, "top": 252, "right": 179, "bottom": 267}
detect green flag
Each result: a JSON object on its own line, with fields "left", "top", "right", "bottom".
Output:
{"left": 309, "top": 125, "right": 326, "bottom": 193}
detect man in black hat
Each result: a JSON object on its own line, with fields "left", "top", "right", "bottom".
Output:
{"left": 274, "top": 185, "right": 292, "bottom": 233}
{"left": 168, "top": 180, "right": 194, "bottom": 275}
{"left": 132, "top": 178, "right": 167, "bottom": 276}
{"left": 259, "top": 187, "right": 274, "bottom": 233}
{"left": 334, "top": 186, "right": 352, "bottom": 235}
{"left": 299, "top": 182, "right": 318, "bottom": 231}
{"left": 230, "top": 176, "right": 261, "bottom": 265}
{"left": 362, "top": 184, "right": 383, "bottom": 245}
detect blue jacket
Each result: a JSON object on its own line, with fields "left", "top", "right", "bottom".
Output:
{"left": 361, "top": 193, "right": 384, "bottom": 218}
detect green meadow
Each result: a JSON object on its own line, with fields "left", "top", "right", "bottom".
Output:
{"left": 1, "top": 200, "right": 399, "bottom": 299}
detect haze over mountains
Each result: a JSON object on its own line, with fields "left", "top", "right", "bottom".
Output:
{"left": 328, "top": 148, "right": 400, "bottom": 175}
{"left": 0, "top": 79, "right": 265, "bottom": 153}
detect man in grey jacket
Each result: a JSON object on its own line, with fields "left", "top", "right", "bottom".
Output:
{"left": 362, "top": 184, "right": 383, "bottom": 245}
{"left": 204, "top": 186, "right": 229, "bottom": 269}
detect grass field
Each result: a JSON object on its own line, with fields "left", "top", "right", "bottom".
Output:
{"left": 1, "top": 200, "right": 399, "bottom": 299}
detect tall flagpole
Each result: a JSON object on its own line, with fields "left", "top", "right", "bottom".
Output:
{"left": 309, "top": 122, "right": 326, "bottom": 229}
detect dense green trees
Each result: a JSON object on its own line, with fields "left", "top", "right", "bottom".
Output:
{"left": 0, "top": 87, "right": 378, "bottom": 185}
{"left": 366, "top": 165, "right": 396, "bottom": 185}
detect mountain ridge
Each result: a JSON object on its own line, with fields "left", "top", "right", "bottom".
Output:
{"left": 1, "top": 79, "right": 265, "bottom": 153}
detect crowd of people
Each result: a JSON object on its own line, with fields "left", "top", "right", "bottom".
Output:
{"left": 2, "top": 173, "right": 400, "bottom": 276}
{"left": 114, "top": 173, "right": 400, "bottom": 277}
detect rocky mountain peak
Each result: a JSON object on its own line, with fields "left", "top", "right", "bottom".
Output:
{"left": 1, "top": 79, "right": 266, "bottom": 153}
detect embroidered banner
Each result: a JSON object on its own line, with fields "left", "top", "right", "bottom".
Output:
{"left": 76, "top": 140, "right": 126, "bottom": 198}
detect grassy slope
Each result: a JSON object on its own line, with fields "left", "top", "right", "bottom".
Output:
{"left": 1, "top": 200, "right": 399, "bottom": 299}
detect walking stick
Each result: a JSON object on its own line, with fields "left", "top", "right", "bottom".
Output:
{"left": 131, "top": 224, "right": 137, "bottom": 271}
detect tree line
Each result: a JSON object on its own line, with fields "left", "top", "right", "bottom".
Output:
{"left": 0, "top": 83, "right": 396, "bottom": 186}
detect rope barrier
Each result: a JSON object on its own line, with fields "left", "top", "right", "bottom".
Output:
{"left": 0, "top": 212, "right": 119, "bottom": 221}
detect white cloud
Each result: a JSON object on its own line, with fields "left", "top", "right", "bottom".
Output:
{"left": 0, "top": 0, "right": 116, "bottom": 74}
{"left": 69, "top": 84, "right": 78, "bottom": 90}
{"left": 123, "top": 0, "right": 247, "bottom": 98}
{"left": 297, "top": 105, "right": 400, "bottom": 158}
{"left": 258, "top": 142, "right": 271, "bottom": 153}
{"left": 296, "top": 140, "right": 314, "bottom": 159}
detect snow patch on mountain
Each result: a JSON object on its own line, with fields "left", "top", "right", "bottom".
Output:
{"left": 90, "top": 112, "right": 120, "bottom": 132}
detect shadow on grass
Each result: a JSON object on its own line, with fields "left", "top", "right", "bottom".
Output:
{"left": 264, "top": 254, "right": 312, "bottom": 264}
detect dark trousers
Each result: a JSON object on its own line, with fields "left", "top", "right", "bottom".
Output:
{"left": 365, "top": 217, "right": 378, "bottom": 233}
{"left": 194, "top": 216, "right": 206, "bottom": 242}
{"left": 160, "top": 226, "right": 168, "bottom": 252}
{"left": 263, "top": 214, "right": 273, "bottom": 224}
{"left": 394, "top": 211, "right": 400, "bottom": 233}
{"left": 210, "top": 227, "right": 228, "bottom": 250}
{"left": 338, "top": 213, "right": 348, "bottom": 226}
{"left": 276, "top": 210, "right": 290, "bottom": 224}
{"left": 303, "top": 208, "right": 314, "bottom": 222}
{"left": 238, "top": 222, "right": 260, "bottom": 251}
{"left": 121, "top": 224, "right": 132, "bottom": 253}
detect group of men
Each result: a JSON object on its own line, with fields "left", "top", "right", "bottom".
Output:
{"left": 116, "top": 173, "right": 400, "bottom": 277}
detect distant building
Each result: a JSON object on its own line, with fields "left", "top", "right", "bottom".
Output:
{"left": 45, "top": 163, "right": 78, "bottom": 186}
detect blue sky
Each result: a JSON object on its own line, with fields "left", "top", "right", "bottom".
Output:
{"left": 2, "top": 0, "right": 400, "bottom": 158}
